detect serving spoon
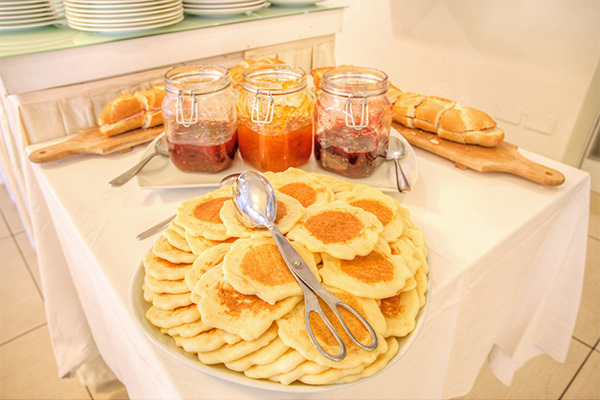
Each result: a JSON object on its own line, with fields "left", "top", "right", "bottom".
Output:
{"left": 232, "top": 170, "right": 378, "bottom": 362}
{"left": 386, "top": 136, "right": 411, "bottom": 193}
{"left": 109, "top": 135, "right": 169, "bottom": 187}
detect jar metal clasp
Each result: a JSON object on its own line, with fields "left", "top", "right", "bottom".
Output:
{"left": 176, "top": 90, "right": 198, "bottom": 127}
{"left": 345, "top": 93, "right": 369, "bottom": 130}
{"left": 251, "top": 90, "right": 274, "bottom": 126}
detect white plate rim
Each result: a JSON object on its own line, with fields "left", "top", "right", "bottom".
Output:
{"left": 66, "top": 8, "right": 182, "bottom": 24}
{"left": 183, "top": 3, "right": 265, "bottom": 14}
{"left": 65, "top": 3, "right": 180, "bottom": 18}
{"left": 0, "top": 19, "right": 62, "bottom": 30}
{"left": 182, "top": 0, "right": 264, "bottom": 9}
{"left": 135, "top": 127, "right": 418, "bottom": 194}
{"left": 66, "top": 13, "right": 182, "bottom": 32}
{"left": 129, "top": 250, "right": 431, "bottom": 392}
{"left": 64, "top": 0, "right": 179, "bottom": 10}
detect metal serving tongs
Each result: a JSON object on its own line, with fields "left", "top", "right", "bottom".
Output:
{"left": 231, "top": 170, "right": 378, "bottom": 362}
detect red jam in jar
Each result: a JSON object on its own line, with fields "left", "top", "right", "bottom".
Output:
{"left": 314, "top": 66, "right": 392, "bottom": 179}
{"left": 162, "top": 65, "right": 238, "bottom": 173}
{"left": 168, "top": 130, "right": 238, "bottom": 173}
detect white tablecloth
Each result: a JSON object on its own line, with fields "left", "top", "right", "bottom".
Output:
{"left": 24, "top": 138, "right": 590, "bottom": 399}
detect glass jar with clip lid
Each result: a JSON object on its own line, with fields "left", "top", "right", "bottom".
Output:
{"left": 314, "top": 66, "right": 392, "bottom": 178}
{"left": 162, "top": 64, "right": 238, "bottom": 173}
{"left": 237, "top": 63, "right": 314, "bottom": 172}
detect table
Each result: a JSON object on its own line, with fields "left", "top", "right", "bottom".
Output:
{"left": 24, "top": 139, "right": 590, "bottom": 399}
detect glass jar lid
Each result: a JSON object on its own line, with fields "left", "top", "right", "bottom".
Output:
{"left": 164, "top": 65, "right": 231, "bottom": 95}
{"left": 321, "top": 66, "right": 389, "bottom": 97}
{"left": 241, "top": 63, "right": 307, "bottom": 95}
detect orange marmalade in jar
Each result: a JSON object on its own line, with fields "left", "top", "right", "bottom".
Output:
{"left": 237, "top": 64, "right": 314, "bottom": 172}
{"left": 162, "top": 65, "right": 238, "bottom": 173}
{"left": 314, "top": 66, "right": 392, "bottom": 178}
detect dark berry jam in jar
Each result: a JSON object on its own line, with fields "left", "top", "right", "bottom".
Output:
{"left": 162, "top": 65, "right": 238, "bottom": 173}
{"left": 168, "top": 127, "right": 238, "bottom": 173}
{"left": 314, "top": 66, "right": 392, "bottom": 178}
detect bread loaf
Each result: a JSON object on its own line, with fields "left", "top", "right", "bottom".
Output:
{"left": 97, "top": 93, "right": 145, "bottom": 137}
{"left": 97, "top": 84, "right": 166, "bottom": 137}
{"left": 135, "top": 85, "right": 166, "bottom": 128}
{"left": 392, "top": 92, "right": 504, "bottom": 147}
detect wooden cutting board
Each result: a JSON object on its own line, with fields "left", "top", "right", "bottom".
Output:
{"left": 28, "top": 125, "right": 164, "bottom": 164}
{"left": 392, "top": 122, "right": 565, "bottom": 186}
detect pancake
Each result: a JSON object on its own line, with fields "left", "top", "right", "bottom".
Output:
{"left": 163, "top": 225, "right": 191, "bottom": 253}
{"left": 332, "top": 337, "right": 400, "bottom": 384}
{"left": 308, "top": 172, "right": 355, "bottom": 193}
{"left": 175, "top": 188, "right": 233, "bottom": 241}
{"left": 379, "top": 289, "right": 420, "bottom": 337}
{"left": 415, "top": 267, "right": 429, "bottom": 307}
{"left": 145, "top": 304, "right": 200, "bottom": 329}
{"left": 224, "top": 337, "right": 289, "bottom": 372}
{"left": 143, "top": 252, "right": 192, "bottom": 281}
{"left": 145, "top": 289, "right": 193, "bottom": 311}
{"left": 269, "top": 360, "right": 329, "bottom": 385}
{"left": 173, "top": 328, "right": 240, "bottom": 354}
{"left": 389, "top": 238, "right": 422, "bottom": 275}
{"left": 164, "top": 319, "right": 212, "bottom": 338}
{"left": 222, "top": 237, "right": 319, "bottom": 305}
{"left": 197, "top": 267, "right": 302, "bottom": 341}
{"left": 243, "top": 348, "right": 307, "bottom": 379}
{"left": 152, "top": 236, "right": 197, "bottom": 264}
{"left": 197, "top": 323, "right": 279, "bottom": 365}
{"left": 319, "top": 239, "right": 413, "bottom": 299}
{"left": 220, "top": 191, "right": 305, "bottom": 238}
{"left": 335, "top": 184, "right": 405, "bottom": 243}
{"left": 287, "top": 200, "right": 383, "bottom": 260}
{"left": 298, "top": 364, "right": 366, "bottom": 385}
{"left": 168, "top": 219, "right": 186, "bottom": 238}
{"left": 184, "top": 232, "right": 232, "bottom": 256}
{"left": 144, "top": 274, "right": 189, "bottom": 294}
{"left": 267, "top": 168, "right": 334, "bottom": 208}
{"left": 185, "top": 243, "right": 232, "bottom": 292}
{"left": 276, "top": 287, "right": 388, "bottom": 369}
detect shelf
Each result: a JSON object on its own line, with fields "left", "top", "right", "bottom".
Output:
{"left": 0, "top": 4, "right": 344, "bottom": 94}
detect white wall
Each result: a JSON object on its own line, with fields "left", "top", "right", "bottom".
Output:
{"left": 327, "top": 0, "right": 600, "bottom": 164}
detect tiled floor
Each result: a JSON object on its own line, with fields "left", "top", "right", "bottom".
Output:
{"left": 0, "top": 185, "right": 598, "bottom": 400}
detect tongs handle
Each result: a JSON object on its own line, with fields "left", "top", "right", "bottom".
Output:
{"left": 267, "top": 224, "right": 379, "bottom": 362}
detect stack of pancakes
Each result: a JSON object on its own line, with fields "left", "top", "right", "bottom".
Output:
{"left": 142, "top": 168, "right": 429, "bottom": 386}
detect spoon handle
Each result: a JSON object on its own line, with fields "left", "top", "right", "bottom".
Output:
{"left": 109, "top": 151, "right": 158, "bottom": 187}
{"left": 137, "top": 214, "right": 175, "bottom": 240}
{"left": 394, "top": 159, "right": 411, "bottom": 193}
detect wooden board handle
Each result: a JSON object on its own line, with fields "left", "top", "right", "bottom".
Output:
{"left": 29, "top": 142, "right": 80, "bottom": 163}
{"left": 494, "top": 155, "right": 565, "bottom": 186}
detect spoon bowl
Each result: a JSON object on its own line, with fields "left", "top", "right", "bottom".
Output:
{"left": 232, "top": 171, "right": 276, "bottom": 228}
{"left": 109, "top": 135, "right": 169, "bottom": 187}
{"left": 386, "top": 136, "right": 411, "bottom": 193}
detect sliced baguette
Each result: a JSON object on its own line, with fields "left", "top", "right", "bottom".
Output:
{"left": 393, "top": 92, "right": 504, "bottom": 147}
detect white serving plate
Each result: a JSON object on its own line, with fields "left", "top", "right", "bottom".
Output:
{"left": 129, "top": 255, "right": 431, "bottom": 392}
{"left": 183, "top": 0, "right": 264, "bottom": 9}
{"left": 65, "top": 3, "right": 180, "bottom": 18}
{"left": 64, "top": 0, "right": 178, "bottom": 10}
{"left": 66, "top": 8, "right": 182, "bottom": 25}
{"left": 135, "top": 127, "right": 418, "bottom": 194}
{"left": 183, "top": 2, "right": 266, "bottom": 15}
{"left": 270, "top": 0, "right": 320, "bottom": 5}
{"left": 67, "top": 14, "right": 182, "bottom": 32}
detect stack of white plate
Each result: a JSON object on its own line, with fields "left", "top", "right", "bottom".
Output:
{"left": 0, "top": 0, "right": 65, "bottom": 32}
{"left": 64, "top": 0, "right": 184, "bottom": 33}
{"left": 183, "top": 0, "right": 268, "bottom": 17}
